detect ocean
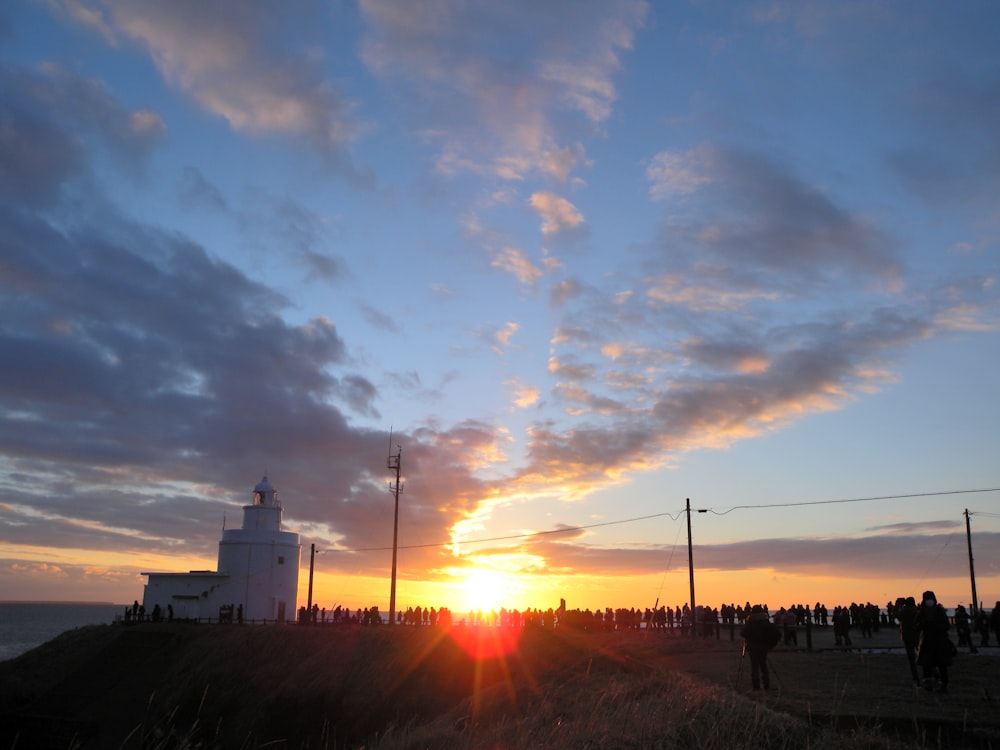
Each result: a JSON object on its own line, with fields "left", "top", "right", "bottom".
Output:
{"left": 0, "top": 602, "right": 125, "bottom": 662}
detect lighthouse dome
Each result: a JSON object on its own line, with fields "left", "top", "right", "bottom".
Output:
{"left": 251, "top": 475, "right": 279, "bottom": 508}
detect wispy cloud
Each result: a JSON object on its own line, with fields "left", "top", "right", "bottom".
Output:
{"left": 492, "top": 247, "right": 543, "bottom": 286}
{"left": 646, "top": 146, "right": 715, "bottom": 200}
{"left": 530, "top": 192, "right": 586, "bottom": 237}
{"left": 72, "top": 0, "right": 371, "bottom": 180}
{"left": 359, "top": 0, "right": 647, "bottom": 180}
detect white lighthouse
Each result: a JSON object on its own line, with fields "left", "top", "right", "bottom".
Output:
{"left": 218, "top": 475, "right": 300, "bottom": 621}
{"left": 142, "top": 476, "right": 301, "bottom": 623}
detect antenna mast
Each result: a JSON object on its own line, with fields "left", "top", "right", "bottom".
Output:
{"left": 387, "top": 429, "right": 403, "bottom": 626}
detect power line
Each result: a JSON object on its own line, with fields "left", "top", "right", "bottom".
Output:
{"left": 339, "top": 508, "right": 690, "bottom": 553}
{"left": 702, "top": 487, "right": 1000, "bottom": 516}
{"left": 324, "top": 486, "right": 1000, "bottom": 554}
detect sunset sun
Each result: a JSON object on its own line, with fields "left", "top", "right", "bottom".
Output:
{"left": 457, "top": 566, "right": 516, "bottom": 615}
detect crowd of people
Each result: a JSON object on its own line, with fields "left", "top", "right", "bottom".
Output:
{"left": 294, "top": 596, "right": 1000, "bottom": 648}
{"left": 127, "top": 593, "right": 999, "bottom": 651}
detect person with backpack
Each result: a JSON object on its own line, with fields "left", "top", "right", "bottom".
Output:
{"left": 740, "top": 605, "right": 780, "bottom": 690}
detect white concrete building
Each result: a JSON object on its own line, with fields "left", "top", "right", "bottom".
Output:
{"left": 142, "top": 476, "right": 301, "bottom": 622}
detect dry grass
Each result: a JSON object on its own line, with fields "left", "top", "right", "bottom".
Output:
{"left": 1, "top": 624, "right": 997, "bottom": 749}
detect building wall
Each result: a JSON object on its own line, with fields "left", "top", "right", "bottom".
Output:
{"left": 218, "top": 536, "right": 300, "bottom": 621}
{"left": 143, "top": 573, "right": 229, "bottom": 620}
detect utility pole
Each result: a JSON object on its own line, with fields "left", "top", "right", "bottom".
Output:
{"left": 964, "top": 509, "right": 979, "bottom": 618}
{"left": 306, "top": 543, "right": 316, "bottom": 619}
{"left": 686, "top": 498, "right": 696, "bottom": 638}
{"left": 387, "top": 438, "right": 403, "bottom": 626}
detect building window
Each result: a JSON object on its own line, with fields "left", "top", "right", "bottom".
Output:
{"left": 277, "top": 556, "right": 284, "bottom": 565}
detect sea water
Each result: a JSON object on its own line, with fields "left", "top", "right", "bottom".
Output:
{"left": 0, "top": 602, "right": 124, "bottom": 662}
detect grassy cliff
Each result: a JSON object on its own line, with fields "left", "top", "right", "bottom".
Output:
{"left": 1, "top": 623, "right": 997, "bottom": 749}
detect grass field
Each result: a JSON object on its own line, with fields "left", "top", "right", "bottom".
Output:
{"left": 1, "top": 622, "right": 997, "bottom": 749}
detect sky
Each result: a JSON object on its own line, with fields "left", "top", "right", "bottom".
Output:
{"left": 1, "top": 0, "right": 999, "bottom": 616}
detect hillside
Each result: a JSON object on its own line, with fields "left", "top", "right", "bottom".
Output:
{"left": 1, "top": 623, "right": 998, "bottom": 749}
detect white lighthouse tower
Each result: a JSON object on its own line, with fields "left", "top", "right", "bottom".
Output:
{"left": 142, "top": 476, "right": 300, "bottom": 623}
{"left": 218, "top": 475, "right": 300, "bottom": 622}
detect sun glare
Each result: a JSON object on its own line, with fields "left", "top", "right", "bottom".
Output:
{"left": 458, "top": 566, "right": 512, "bottom": 615}
{"left": 449, "top": 565, "right": 525, "bottom": 661}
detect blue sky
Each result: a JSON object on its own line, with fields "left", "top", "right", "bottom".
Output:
{"left": 1, "top": 0, "right": 998, "bottom": 612}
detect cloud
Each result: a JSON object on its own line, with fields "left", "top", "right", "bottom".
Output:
{"left": 647, "top": 144, "right": 900, "bottom": 286}
{"left": 552, "top": 383, "right": 624, "bottom": 417}
{"left": 645, "top": 275, "right": 778, "bottom": 313}
{"left": 864, "top": 520, "right": 959, "bottom": 535}
{"left": 235, "top": 192, "right": 348, "bottom": 283}
{"left": 743, "top": 2, "right": 1000, "bottom": 213}
{"left": 550, "top": 279, "right": 583, "bottom": 307}
{"left": 300, "top": 250, "right": 347, "bottom": 283}
{"left": 540, "top": 144, "right": 586, "bottom": 183}
{"left": 646, "top": 147, "right": 715, "bottom": 200}
{"left": 0, "top": 189, "right": 502, "bottom": 563}
{"left": 45, "top": 0, "right": 118, "bottom": 44}
{"left": 529, "top": 192, "right": 586, "bottom": 237}
{"left": 548, "top": 356, "right": 596, "bottom": 383}
{"left": 506, "top": 379, "right": 541, "bottom": 409}
{"left": 77, "top": 0, "right": 371, "bottom": 179}
{"left": 492, "top": 247, "right": 543, "bottom": 286}
{"left": 493, "top": 322, "right": 520, "bottom": 352}
{"left": 681, "top": 338, "right": 772, "bottom": 375}
{"left": 430, "top": 283, "right": 455, "bottom": 298}
{"left": 359, "top": 302, "right": 402, "bottom": 334}
{"left": 454, "top": 521, "right": 997, "bottom": 592}
{"left": 0, "top": 62, "right": 164, "bottom": 207}
{"left": 359, "top": 0, "right": 647, "bottom": 180}
{"left": 509, "top": 304, "right": 933, "bottom": 494}
{"left": 178, "top": 167, "right": 229, "bottom": 213}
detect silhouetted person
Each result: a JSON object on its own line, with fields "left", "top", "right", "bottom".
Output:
{"left": 740, "top": 605, "right": 780, "bottom": 690}
{"left": 859, "top": 604, "right": 874, "bottom": 638}
{"left": 237, "top": 604, "right": 243, "bottom": 624}
{"left": 990, "top": 602, "right": 1000, "bottom": 646}
{"left": 167, "top": 604, "right": 174, "bottom": 623}
{"left": 833, "top": 606, "right": 852, "bottom": 646}
{"left": 896, "top": 596, "right": 920, "bottom": 686}
{"left": 916, "top": 590, "right": 951, "bottom": 692}
{"left": 954, "top": 604, "right": 972, "bottom": 647}
{"left": 781, "top": 608, "right": 797, "bottom": 646}
{"left": 974, "top": 608, "right": 989, "bottom": 647}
